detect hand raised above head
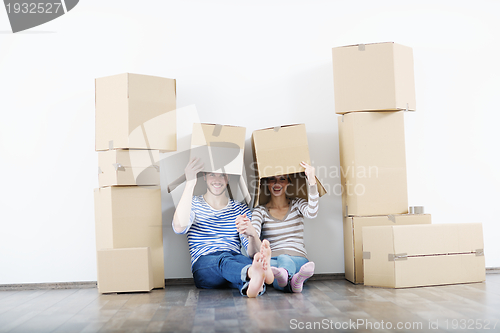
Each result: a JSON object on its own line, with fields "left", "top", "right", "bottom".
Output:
{"left": 300, "top": 161, "right": 316, "bottom": 185}
{"left": 185, "top": 157, "right": 204, "bottom": 182}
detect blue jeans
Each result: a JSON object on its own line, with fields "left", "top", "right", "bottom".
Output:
{"left": 270, "top": 254, "right": 309, "bottom": 292}
{"left": 192, "top": 251, "right": 265, "bottom": 296}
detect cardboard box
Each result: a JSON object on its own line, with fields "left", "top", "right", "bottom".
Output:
{"left": 363, "top": 223, "right": 485, "bottom": 288}
{"left": 343, "top": 214, "right": 432, "bottom": 284}
{"left": 338, "top": 111, "right": 408, "bottom": 216}
{"left": 94, "top": 186, "right": 164, "bottom": 289}
{"left": 332, "top": 42, "right": 416, "bottom": 114}
{"left": 98, "top": 149, "right": 160, "bottom": 187}
{"left": 97, "top": 247, "right": 154, "bottom": 293}
{"left": 167, "top": 123, "right": 251, "bottom": 205}
{"left": 191, "top": 123, "right": 245, "bottom": 175}
{"left": 251, "top": 124, "right": 326, "bottom": 207}
{"left": 95, "top": 73, "right": 176, "bottom": 152}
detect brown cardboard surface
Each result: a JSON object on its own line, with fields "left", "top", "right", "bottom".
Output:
{"left": 97, "top": 247, "right": 153, "bottom": 294}
{"left": 94, "top": 186, "right": 164, "bottom": 289}
{"left": 251, "top": 124, "right": 326, "bottom": 207}
{"left": 98, "top": 150, "right": 160, "bottom": 187}
{"left": 343, "top": 214, "right": 431, "bottom": 284}
{"left": 332, "top": 42, "right": 416, "bottom": 114}
{"left": 167, "top": 123, "right": 251, "bottom": 205}
{"left": 363, "top": 223, "right": 485, "bottom": 288}
{"left": 338, "top": 112, "right": 408, "bottom": 216}
{"left": 95, "top": 73, "right": 176, "bottom": 152}
{"left": 191, "top": 123, "right": 246, "bottom": 175}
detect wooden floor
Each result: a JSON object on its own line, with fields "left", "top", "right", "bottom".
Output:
{"left": 1, "top": 274, "right": 499, "bottom": 333}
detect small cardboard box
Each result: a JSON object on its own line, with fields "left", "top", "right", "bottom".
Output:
{"left": 167, "top": 123, "right": 251, "bottom": 205}
{"left": 363, "top": 223, "right": 485, "bottom": 288}
{"left": 94, "top": 186, "right": 164, "bottom": 289}
{"left": 338, "top": 111, "right": 408, "bottom": 216}
{"left": 97, "top": 247, "right": 154, "bottom": 294}
{"left": 251, "top": 124, "right": 326, "bottom": 207}
{"left": 98, "top": 149, "right": 160, "bottom": 187}
{"left": 95, "top": 73, "right": 176, "bottom": 152}
{"left": 332, "top": 42, "right": 416, "bottom": 114}
{"left": 343, "top": 214, "right": 431, "bottom": 284}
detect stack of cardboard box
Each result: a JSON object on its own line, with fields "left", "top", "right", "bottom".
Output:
{"left": 93, "top": 73, "right": 176, "bottom": 293}
{"left": 333, "top": 43, "right": 485, "bottom": 288}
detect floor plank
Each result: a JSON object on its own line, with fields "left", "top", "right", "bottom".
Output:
{"left": 0, "top": 275, "right": 499, "bottom": 332}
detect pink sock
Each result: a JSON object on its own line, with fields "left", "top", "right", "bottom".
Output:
{"left": 291, "top": 262, "right": 315, "bottom": 293}
{"left": 271, "top": 267, "right": 288, "bottom": 288}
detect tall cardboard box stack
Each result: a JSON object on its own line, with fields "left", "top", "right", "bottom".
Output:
{"left": 333, "top": 42, "right": 484, "bottom": 287}
{"left": 94, "top": 73, "right": 176, "bottom": 293}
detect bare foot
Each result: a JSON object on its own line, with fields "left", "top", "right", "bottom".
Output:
{"left": 261, "top": 239, "right": 274, "bottom": 284}
{"left": 247, "top": 253, "right": 266, "bottom": 298}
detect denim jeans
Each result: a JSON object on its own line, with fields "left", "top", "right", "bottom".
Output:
{"left": 270, "top": 254, "right": 309, "bottom": 292}
{"left": 192, "top": 251, "right": 265, "bottom": 296}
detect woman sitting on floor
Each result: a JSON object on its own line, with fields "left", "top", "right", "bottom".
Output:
{"left": 236, "top": 161, "right": 319, "bottom": 293}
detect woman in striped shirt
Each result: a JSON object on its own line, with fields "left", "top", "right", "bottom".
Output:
{"left": 236, "top": 161, "right": 319, "bottom": 293}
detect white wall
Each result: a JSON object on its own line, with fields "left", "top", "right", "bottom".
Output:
{"left": 1, "top": 0, "right": 499, "bottom": 284}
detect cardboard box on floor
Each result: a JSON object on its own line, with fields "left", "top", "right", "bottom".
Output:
{"left": 251, "top": 124, "right": 326, "bottom": 207}
{"left": 343, "top": 214, "right": 431, "bottom": 284}
{"left": 98, "top": 149, "right": 160, "bottom": 187}
{"left": 363, "top": 223, "right": 485, "bottom": 288}
{"left": 332, "top": 42, "right": 416, "bottom": 114}
{"left": 97, "top": 247, "right": 154, "bottom": 294}
{"left": 338, "top": 111, "right": 408, "bottom": 216}
{"left": 95, "top": 73, "right": 177, "bottom": 152}
{"left": 167, "top": 123, "right": 251, "bottom": 205}
{"left": 94, "top": 186, "right": 164, "bottom": 289}
{"left": 97, "top": 247, "right": 153, "bottom": 293}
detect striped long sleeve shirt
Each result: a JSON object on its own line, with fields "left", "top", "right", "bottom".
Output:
{"left": 251, "top": 185, "right": 319, "bottom": 258}
{"left": 172, "top": 195, "right": 251, "bottom": 268}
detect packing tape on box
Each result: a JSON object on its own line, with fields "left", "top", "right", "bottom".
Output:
{"left": 363, "top": 252, "right": 371, "bottom": 260}
{"left": 341, "top": 114, "right": 344, "bottom": 123}
{"left": 273, "top": 126, "right": 281, "bottom": 132}
{"left": 476, "top": 249, "right": 485, "bottom": 256}
{"left": 212, "top": 124, "right": 223, "bottom": 137}
{"left": 98, "top": 167, "right": 103, "bottom": 174}
{"left": 108, "top": 140, "right": 113, "bottom": 150}
{"left": 388, "top": 253, "right": 408, "bottom": 261}
{"left": 409, "top": 206, "right": 424, "bottom": 214}
{"left": 387, "top": 215, "right": 396, "bottom": 223}
{"left": 358, "top": 44, "right": 365, "bottom": 51}
{"left": 113, "top": 163, "right": 125, "bottom": 171}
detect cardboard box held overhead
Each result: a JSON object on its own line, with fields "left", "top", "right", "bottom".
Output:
{"left": 338, "top": 111, "right": 408, "bottom": 216}
{"left": 363, "top": 223, "right": 485, "bottom": 288}
{"left": 343, "top": 214, "right": 431, "bottom": 284}
{"left": 98, "top": 149, "right": 160, "bottom": 187}
{"left": 167, "top": 123, "right": 251, "bottom": 205}
{"left": 94, "top": 186, "right": 164, "bottom": 289}
{"left": 251, "top": 124, "right": 326, "bottom": 207}
{"left": 95, "top": 73, "right": 177, "bottom": 152}
{"left": 332, "top": 42, "right": 416, "bottom": 114}
{"left": 97, "top": 247, "right": 154, "bottom": 294}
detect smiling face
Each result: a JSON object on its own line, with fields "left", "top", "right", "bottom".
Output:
{"left": 204, "top": 172, "right": 229, "bottom": 196}
{"left": 266, "top": 175, "right": 289, "bottom": 197}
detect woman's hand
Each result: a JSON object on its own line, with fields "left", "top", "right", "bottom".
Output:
{"left": 300, "top": 161, "right": 316, "bottom": 186}
{"left": 235, "top": 214, "right": 257, "bottom": 238}
{"left": 185, "top": 157, "right": 204, "bottom": 182}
